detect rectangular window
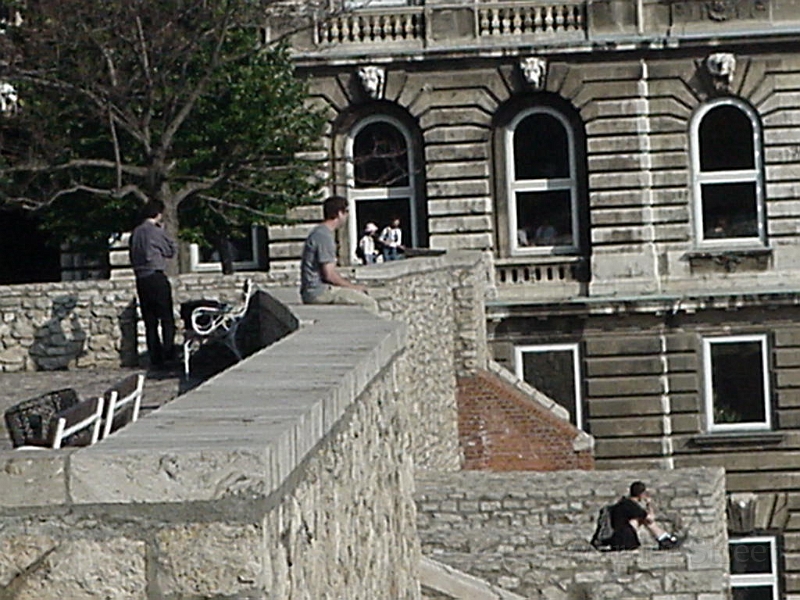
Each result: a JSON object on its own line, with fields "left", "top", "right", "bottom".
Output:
{"left": 514, "top": 343, "right": 583, "bottom": 430}
{"left": 189, "top": 225, "right": 262, "bottom": 273}
{"left": 730, "top": 536, "right": 778, "bottom": 600}
{"left": 703, "top": 335, "right": 771, "bottom": 432}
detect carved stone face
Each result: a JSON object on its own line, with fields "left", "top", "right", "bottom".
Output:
{"left": 519, "top": 57, "right": 547, "bottom": 90}
{"left": 0, "top": 82, "right": 18, "bottom": 114}
{"left": 357, "top": 66, "right": 385, "bottom": 100}
{"left": 705, "top": 52, "right": 736, "bottom": 87}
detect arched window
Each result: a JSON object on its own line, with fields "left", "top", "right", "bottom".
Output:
{"left": 346, "top": 115, "right": 417, "bottom": 258}
{"left": 690, "top": 99, "right": 766, "bottom": 245}
{"left": 505, "top": 107, "right": 579, "bottom": 254}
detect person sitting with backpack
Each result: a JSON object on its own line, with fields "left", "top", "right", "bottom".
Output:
{"left": 592, "top": 481, "right": 681, "bottom": 551}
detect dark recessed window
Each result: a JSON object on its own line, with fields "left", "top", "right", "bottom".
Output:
{"left": 730, "top": 537, "right": 778, "bottom": 600}
{"left": 704, "top": 335, "right": 771, "bottom": 431}
{"left": 507, "top": 108, "right": 578, "bottom": 254}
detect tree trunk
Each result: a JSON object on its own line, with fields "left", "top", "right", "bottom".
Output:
{"left": 216, "top": 235, "right": 235, "bottom": 275}
{"left": 160, "top": 197, "right": 181, "bottom": 277}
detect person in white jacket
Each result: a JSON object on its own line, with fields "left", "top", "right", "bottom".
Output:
{"left": 358, "top": 222, "right": 379, "bottom": 264}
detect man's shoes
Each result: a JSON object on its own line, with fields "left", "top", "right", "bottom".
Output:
{"left": 657, "top": 535, "right": 683, "bottom": 550}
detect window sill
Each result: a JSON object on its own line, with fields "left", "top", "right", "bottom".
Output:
{"left": 682, "top": 247, "right": 772, "bottom": 273}
{"left": 690, "top": 431, "right": 784, "bottom": 447}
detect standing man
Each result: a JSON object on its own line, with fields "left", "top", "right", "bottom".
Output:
{"left": 300, "top": 195, "right": 378, "bottom": 312}
{"left": 129, "top": 200, "right": 177, "bottom": 370}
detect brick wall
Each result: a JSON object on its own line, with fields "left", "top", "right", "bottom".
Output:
{"left": 457, "top": 369, "right": 594, "bottom": 471}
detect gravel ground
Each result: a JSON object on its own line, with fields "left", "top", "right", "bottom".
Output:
{"left": 0, "top": 367, "right": 184, "bottom": 450}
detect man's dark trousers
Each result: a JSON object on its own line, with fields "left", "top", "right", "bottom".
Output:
{"left": 135, "top": 271, "right": 175, "bottom": 367}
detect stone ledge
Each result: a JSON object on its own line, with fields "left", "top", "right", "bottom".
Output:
{"left": 0, "top": 297, "right": 406, "bottom": 508}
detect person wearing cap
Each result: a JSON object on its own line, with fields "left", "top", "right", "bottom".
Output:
{"left": 608, "top": 481, "right": 681, "bottom": 551}
{"left": 358, "top": 222, "right": 379, "bottom": 265}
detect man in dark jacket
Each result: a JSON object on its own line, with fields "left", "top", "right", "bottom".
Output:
{"left": 129, "top": 200, "right": 177, "bottom": 370}
{"left": 608, "top": 481, "right": 680, "bottom": 551}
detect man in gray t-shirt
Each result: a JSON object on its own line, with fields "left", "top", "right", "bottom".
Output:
{"left": 299, "top": 196, "right": 378, "bottom": 312}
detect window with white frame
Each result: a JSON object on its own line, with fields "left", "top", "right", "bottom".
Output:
{"left": 506, "top": 107, "right": 579, "bottom": 255}
{"left": 346, "top": 115, "right": 417, "bottom": 259}
{"left": 690, "top": 99, "right": 766, "bottom": 246}
{"left": 730, "top": 536, "right": 779, "bottom": 600}
{"left": 515, "top": 343, "right": 584, "bottom": 429}
{"left": 703, "top": 334, "right": 771, "bottom": 432}
{"left": 189, "top": 225, "right": 263, "bottom": 273}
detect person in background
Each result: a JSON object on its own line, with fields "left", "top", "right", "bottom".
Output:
{"left": 608, "top": 481, "right": 681, "bottom": 551}
{"left": 358, "top": 222, "right": 380, "bottom": 265}
{"left": 129, "top": 200, "right": 177, "bottom": 370}
{"left": 380, "top": 217, "right": 403, "bottom": 261}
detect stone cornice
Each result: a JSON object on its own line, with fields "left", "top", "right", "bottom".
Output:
{"left": 487, "top": 288, "right": 800, "bottom": 319}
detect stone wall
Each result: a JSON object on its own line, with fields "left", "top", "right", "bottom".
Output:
{"left": 360, "top": 251, "right": 490, "bottom": 471}
{"left": 0, "top": 272, "right": 294, "bottom": 372}
{"left": 0, "top": 251, "right": 488, "bottom": 471}
{"left": 0, "top": 301, "right": 421, "bottom": 599}
{"left": 415, "top": 467, "right": 729, "bottom": 600}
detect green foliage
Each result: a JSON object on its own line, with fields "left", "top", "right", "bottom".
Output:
{"left": 0, "top": 0, "right": 325, "bottom": 266}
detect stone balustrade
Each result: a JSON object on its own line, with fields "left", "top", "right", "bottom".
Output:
{"left": 317, "top": 6, "right": 424, "bottom": 44}
{"left": 492, "top": 255, "right": 587, "bottom": 301}
{"left": 477, "top": 1, "right": 585, "bottom": 37}
{"left": 288, "top": 0, "right": 800, "bottom": 58}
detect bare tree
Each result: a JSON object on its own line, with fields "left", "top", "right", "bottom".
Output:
{"left": 0, "top": 0, "right": 327, "bottom": 273}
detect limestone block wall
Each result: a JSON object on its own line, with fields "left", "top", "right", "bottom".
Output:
{"left": 415, "top": 467, "right": 729, "bottom": 600}
{"left": 0, "top": 303, "right": 421, "bottom": 599}
{"left": 358, "top": 251, "right": 489, "bottom": 471}
{"left": 0, "top": 272, "right": 294, "bottom": 372}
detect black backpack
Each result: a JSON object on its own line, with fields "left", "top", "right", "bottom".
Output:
{"left": 355, "top": 243, "right": 365, "bottom": 261}
{"left": 590, "top": 500, "right": 617, "bottom": 549}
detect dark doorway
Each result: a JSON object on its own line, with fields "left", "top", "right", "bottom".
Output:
{"left": 0, "top": 209, "right": 61, "bottom": 284}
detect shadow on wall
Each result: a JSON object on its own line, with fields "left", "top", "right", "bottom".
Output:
{"left": 29, "top": 295, "right": 87, "bottom": 370}
{"left": 118, "top": 299, "right": 139, "bottom": 368}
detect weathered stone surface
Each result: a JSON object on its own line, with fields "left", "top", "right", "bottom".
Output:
{"left": 155, "top": 523, "right": 264, "bottom": 598}
{"left": 0, "top": 455, "right": 68, "bottom": 508}
{"left": 0, "top": 535, "right": 58, "bottom": 587}
{"left": 12, "top": 538, "right": 146, "bottom": 600}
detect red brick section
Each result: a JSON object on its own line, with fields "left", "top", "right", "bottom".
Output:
{"left": 457, "top": 370, "right": 594, "bottom": 472}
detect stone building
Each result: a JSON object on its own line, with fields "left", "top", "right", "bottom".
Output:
{"left": 265, "top": 0, "right": 800, "bottom": 596}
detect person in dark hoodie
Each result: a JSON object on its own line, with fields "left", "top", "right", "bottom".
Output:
{"left": 608, "top": 481, "right": 681, "bottom": 551}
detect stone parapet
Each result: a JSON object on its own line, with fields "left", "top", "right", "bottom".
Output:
{"left": 416, "top": 467, "right": 729, "bottom": 599}
{"left": 0, "top": 300, "right": 421, "bottom": 599}
{"left": 285, "top": 0, "right": 800, "bottom": 62}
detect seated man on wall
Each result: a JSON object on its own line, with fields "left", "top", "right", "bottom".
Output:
{"left": 608, "top": 481, "right": 681, "bottom": 551}
{"left": 300, "top": 195, "right": 378, "bottom": 313}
